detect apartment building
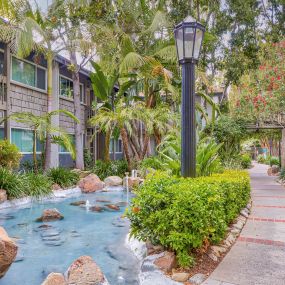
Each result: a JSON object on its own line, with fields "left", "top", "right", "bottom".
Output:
{"left": 0, "top": 42, "right": 123, "bottom": 167}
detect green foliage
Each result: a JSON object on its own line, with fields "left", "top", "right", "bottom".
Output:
{"left": 279, "top": 168, "right": 285, "bottom": 182}
{"left": 127, "top": 170, "right": 250, "bottom": 267}
{"left": 24, "top": 172, "right": 52, "bottom": 198}
{"left": 240, "top": 154, "right": 252, "bottom": 169}
{"left": 0, "top": 167, "right": 52, "bottom": 199}
{"left": 21, "top": 157, "right": 44, "bottom": 172}
{"left": 257, "top": 155, "right": 266, "bottom": 164}
{"left": 48, "top": 167, "right": 79, "bottom": 188}
{"left": 91, "top": 160, "right": 128, "bottom": 180}
{"left": 269, "top": 156, "right": 280, "bottom": 166}
{"left": 203, "top": 115, "right": 248, "bottom": 162}
{"left": 84, "top": 148, "right": 94, "bottom": 169}
{"left": 0, "top": 167, "right": 26, "bottom": 198}
{"left": 0, "top": 140, "right": 22, "bottom": 169}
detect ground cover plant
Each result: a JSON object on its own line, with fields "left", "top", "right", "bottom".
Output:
{"left": 91, "top": 160, "right": 128, "bottom": 179}
{"left": 48, "top": 167, "right": 80, "bottom": 188}
{"left": 127, "top": 170, "right": 250, "bottom": 267}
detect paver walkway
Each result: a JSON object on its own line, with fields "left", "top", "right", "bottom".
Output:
{"left": 202, "top": 163, "right": 285, "bottom": 285}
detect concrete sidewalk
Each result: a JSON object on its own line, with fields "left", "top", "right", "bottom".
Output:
{"left": 202, "top": 163, "right": 285, "bottom": 285}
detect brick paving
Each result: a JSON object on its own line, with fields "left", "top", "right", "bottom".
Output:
{"left": 202, "top": 163, "right": 285, "bottom": 285}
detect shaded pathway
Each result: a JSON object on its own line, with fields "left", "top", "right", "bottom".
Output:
{"left": 202, "top": 163, "right": 285, "bottom": 285}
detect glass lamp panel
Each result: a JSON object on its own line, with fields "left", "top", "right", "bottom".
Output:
{"left": 184, "top": 27, "right": 195, "bottom": 58}
{"left": 193, "top": 28, "right": 203, "bottom": 59}
{"left": 175, "top": 28, "right": 184, "bottom": 61}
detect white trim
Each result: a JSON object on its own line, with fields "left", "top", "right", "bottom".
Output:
{"left": 10, "top": 55, "right": 47, "bottom": 92}
{"left": 10, "top": 127, "right": 43, "bottom": 154}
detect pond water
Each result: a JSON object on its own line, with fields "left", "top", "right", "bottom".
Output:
{"left": 0, "top": 191, "right": 140, "bottom": 285}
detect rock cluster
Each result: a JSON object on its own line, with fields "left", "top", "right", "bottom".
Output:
{"left": 267, "top": 165, "right": 280, "bottom": 176}
{"left": 0, "top": 226, "right": 18, "bottom": 278}
{"left": 41, "top": 256, "right": 109, "bottom": 285}
{"left": 78, "top": 174, "right": 104, "bottom": 193}
{"left": 123, "top": 177, "right": 144, "bottom": 189}
{"left": 104, "top": 176, "right": 123, "bottom": 187}
{"left": 36, "top": 208, "right": 64, "bottom": 222}
{"left": 0, "top": 190, "right": 7, "bottom": 203}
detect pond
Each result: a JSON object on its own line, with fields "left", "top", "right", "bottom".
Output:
{"left": 0, "top": 191, "right": 140, "bottom": 285}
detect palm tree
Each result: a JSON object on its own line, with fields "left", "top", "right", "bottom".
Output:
{"left": 2, "top": 110, "right": 79, "bottom": 173}
{"left": 0, "top": 0, "right": 67, "bottom": 170}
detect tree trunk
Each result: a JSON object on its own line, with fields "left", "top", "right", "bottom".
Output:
{"left": 44, "top": 55, "right": 53, "bottom": 171}
{"left": 141, "top": 134, "right": 150, "bottom": 159}
{"left": 33, "top": 129, "right": 38, "bottom": 174}
{"left": 120, "top": 127, "right": 131, "bottom": 170}
{"left": 70, "top": 51, "right": 84, "bottom": 170}
{"left": 104, "top": 129, "right": 111, "bottom": 162}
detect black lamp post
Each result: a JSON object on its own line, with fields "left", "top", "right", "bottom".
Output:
{"left": 174, "top": 16, "right": 205, "bottom": 178}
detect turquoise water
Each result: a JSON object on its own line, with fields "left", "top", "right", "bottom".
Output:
{"left": 0, "top": 191, "right": 139, "bottom": 285}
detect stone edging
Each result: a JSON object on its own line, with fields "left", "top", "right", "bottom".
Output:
{"left": 125, "top": 200, "right": 252, "bottom": 285}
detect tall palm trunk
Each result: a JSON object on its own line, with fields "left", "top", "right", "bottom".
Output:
{"left": 44, "top": 55, "right": 53, "bottom": 171}
{"left": 120, "top": 127, "right": 131, "bottom": 170}
{"left": 33, "top": 129, "right": 38, "bottom": 174}
{"left": 104, "top": 129, "right": 111, "bottom": 162}
{"left": 70, "top": 51, "right": 84, "bottom": 170}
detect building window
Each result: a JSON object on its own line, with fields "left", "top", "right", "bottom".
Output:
{"left": 0, "top": 110, "right": 5, "bottom": 140}
{"left": 0, "top": 51, "right": 4, "bottom": 74}
{"left": 109, "top": 138, "right": 123, "bottom": 153}
{"left": 11, "top": 57, "right": 46, "bottom": 90}
{"left": 59, "top": 134, "right": 75, "bottom": 153}
{"left": 59, "top": 76, "right": 85, "bottom": 103}
{"left": 11, "top": 128, "right": 43, "bottom": 153}
{"left": 0, "top": 128, "right": 4, "bottom": 140}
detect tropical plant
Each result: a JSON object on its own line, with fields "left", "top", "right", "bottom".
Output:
{"left": 269, "top": 156, "right": 280, "bottom": 166}
{"left": 3, "top": 110, "right": 79, "bottom": 173}
{"left": 240, "top": 154, "right": 252, "bottom": 169}
{"left": 257, "top": 155, "right": 266, "bottom": 164}
{"left": 24, "top": 172, "right": 52, "bottom": 198}
{"left": 0, "top": 140, "right": 22, "bottom": 169}
{"left": 48, "top": 167, "right": 80, "bottom": 188}
{"left": 91, "top": 160, "right": 128, "bottom": 180}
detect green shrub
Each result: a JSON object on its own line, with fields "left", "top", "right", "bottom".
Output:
{"left": 127, "top": 170, "right": 250, "bottom": 267}
{"left": 257, "top": 154, "right": 266, "bottom": 164}
{"left": 21, "top": 157, "right": 44, "bottom": 173}
{"left": 48, "top": 167, "right": 79, "bottom": 188}
{"left": 0, "top": 167, "right": 26, "bottom": 198}
{"left": 24, "top": 173, "right": 52, "bottom": 198}
{"left": 0, "top": 140, "right": 22, "bottom": 169}
{"left": 240, "top": 154, "right": 252, "bottom": 169}
{"left": 91, "top": 160, "right": 128, "bottom": 179}
{"left": 269, "top": 156, "right": 279, "bottom": 166}
{"left": 84, "top": 148, "right": 94, "bottom": 169}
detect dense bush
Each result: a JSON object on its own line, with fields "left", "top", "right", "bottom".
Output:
{"left": 240, "top": 154, "right": 252, "bottom": 169}
{"left": 48, "top": 167, "right": 79, "bottom": 188}
{"left": 0, "top": 140, "right": 22, "bottom": 169}
{"left": 0, "top": 167, "right": 52, "bottom": 198}
{"left": 91, "top": 160, "right": 128, "bottom": 179}
{"left": 84, "top": 148, "right": 94, "bottom": 169}
{"left": 21, "top": 157, "right": 44, "bottom": 173}
{"left": 269, "top": 156, "right": 279, "bottom": 166}
{"left": 127, "top": 170, "right": 250, "bottom": 267}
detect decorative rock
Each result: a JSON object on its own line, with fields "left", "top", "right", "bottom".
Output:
{"left": 41, "top": 272, "right": 67, "bottom": 285}
{"left": 90, "top": 206, "right": 104, "bottom": 212}
{"left": 146, "top": 242, "right": 164, "bottom": 255}
{"left": 211, "top": 245, "right": 227, "bottom": 256}
{"left": 52, "top": 184, "right": 62, "bottom": 191}
{"left": 115, "top": 201, "right": 128, "bottom": 207}
{"left": 231, "top": 228, "right": 240, "bottom": 235}
{"left": 70, "top": 201, "right": 86, "bottom": 206}
{"left": 66, "top": 256, "right": 109, "bottom": 285}
{"left": 0, "top": 190, "right": 7, "bottom": 203}
{"left": 79, "top": 174, "right": 104, "bottom": 193}
{"left": 125, "top": 233, "right": 147, "bottom": 260}
{"left": 246, "top": 203, "right": 251, "bottom": 210}
{"left": 171, "top": 272, "right": 190, "bottom": 282}
{"left": 272, "top": 165, "right": 280, "bottom": 174}
{"left": 188, "top": 273, "right": 207, "bottom": 285}
{"left": 208, "top": 252, "right": 218, "bottom": 262}
{"left": 96, "top": 199, "right": 111, "bottom": 203}
{"left": 0, "top": 226, "right": 18, "bottom": 278}
{"left": 104, "top": 176, "right": 123, "bottom": 187}
{"left": 123, "top": 177, "right": 141, "bottom": 189}
{"left": 36, "top": 209, "right": 64, "bottom": 222}
{"left": 240, "top": 209, "right": 249, "bottom": 218}
{"left": 233, "top": 221, "right": 244, "bottom": 230}
{"left": 105, "top": 204, "right": 120, "bottom": 211}
{"left": 154, "top": 251, "right": 177, "bottom": 273}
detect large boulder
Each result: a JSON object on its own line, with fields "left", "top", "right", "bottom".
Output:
{"left": 36, "top": 209, "right": 64, "bottom": 222}
{"left": 0, "top": 190, "right": 7, "bottom": 203}
{"left": 268, "top": 165, "right": 280, "bottom": 176}
{"left": 79, "top": 174, "right": 104, "bottom": 193}
{"left": 104, "top": 176, "right": 123, "bottom": 187}
{"left": 0, "top": 227, "right": 18, "bottom": 278}
{"left": 66, "top": 256, "right": 109, "bottom": 285}
{"left": 41, "top": 273, "right": 66, "bottom": 285}
{"left": 153, "top": 251, "right": 177, "bottom": 273}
